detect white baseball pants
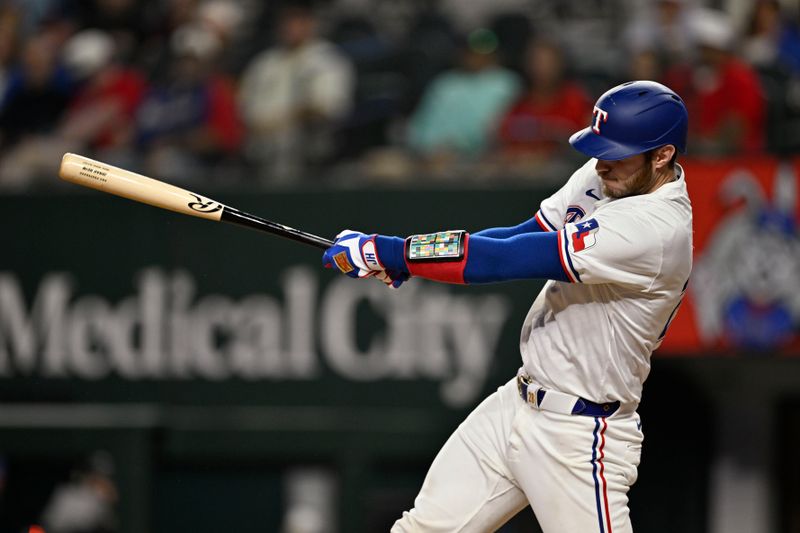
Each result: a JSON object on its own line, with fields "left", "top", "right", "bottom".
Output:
{"left": 392, "top": 377, "right": 643, "bottom": 533}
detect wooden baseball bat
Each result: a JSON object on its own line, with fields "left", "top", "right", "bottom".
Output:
{"left": 58, "top": 153, "right": 334, "bottom": 249}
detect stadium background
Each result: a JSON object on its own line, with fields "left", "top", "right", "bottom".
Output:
{"left": 1, "top": 0, "right": 799, "bottom": 532}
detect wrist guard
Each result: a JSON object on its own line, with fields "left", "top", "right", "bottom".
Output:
{"left": 404, "top": 230, "right": 469, "bottom": 284}
{"left": 405, "top": 230, "right": 466, "bottom": 262}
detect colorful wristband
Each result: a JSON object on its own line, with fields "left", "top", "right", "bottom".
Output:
{"left": 405, "top": 230, "right": 466, "bottom": 262}
{"left": 405, "top": 231, "right": 470, "bottom": 284}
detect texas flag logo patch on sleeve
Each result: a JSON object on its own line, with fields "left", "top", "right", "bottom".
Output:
{"left": 571, "top": 219, "right": 600, "bottom": 252}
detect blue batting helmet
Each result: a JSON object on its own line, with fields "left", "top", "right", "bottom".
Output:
{"left": 569, "top": 80, "right": 688, "bottom": 161}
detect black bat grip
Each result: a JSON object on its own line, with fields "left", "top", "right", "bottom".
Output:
{"left": 220, "top": 207, "right": 334, "bottom": 249}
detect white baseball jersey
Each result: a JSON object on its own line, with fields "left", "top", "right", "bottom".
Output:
{"left": 393, "top": 157, "right": 689, "bottom": 533}
{"left": 521, "top": 158, "right": 693, "bottom": 405}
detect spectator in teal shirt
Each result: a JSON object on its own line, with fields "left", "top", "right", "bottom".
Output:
{"left": 407, "top": 29, "right": 521, "bottom": 159}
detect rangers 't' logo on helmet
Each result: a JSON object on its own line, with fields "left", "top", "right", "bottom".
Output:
{"left": 591, "top": 106, "right": 608, "bottom": 134}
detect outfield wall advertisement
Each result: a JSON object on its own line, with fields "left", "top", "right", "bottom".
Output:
{"left": 1, "top": 158, "right": 798, "bottom": 411}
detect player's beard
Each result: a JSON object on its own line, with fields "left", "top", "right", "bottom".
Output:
{"left": 601, "top": 159, "right": 658, "bottom": 199}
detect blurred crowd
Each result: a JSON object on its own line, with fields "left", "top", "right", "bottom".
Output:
{"left": 0, "top": 0, "right": 799, "bottom": 190}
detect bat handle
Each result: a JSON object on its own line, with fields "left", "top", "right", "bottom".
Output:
{"left": 221, "top": 207, "right": 334, "bottom": 249}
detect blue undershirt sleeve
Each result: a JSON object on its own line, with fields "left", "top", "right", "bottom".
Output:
{"left": 374, "top": 232, "right": 568, "bottom": 284}
{"left": 464, "top": 232, "right": 569, "bottom": 283}
{"left": 473, "top": 215, "right": 545, "bottom": 239}
{"left": 375, "top": 235, "right": 406, "bottom": 272}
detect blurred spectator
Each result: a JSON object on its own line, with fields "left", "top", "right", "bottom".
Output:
{"left": 69, "top": 0, "right": 156, "bottom": 62}
{"left": 538, "top": 0, "right": 626, "bottom": 84}
{"left": 137, "top": 0, "right": 249, "bottom": 86}
{"left": 489, "top": 11, "right": 533, "bottom": 74}
{"left": 0, "top": 33, "right": 73, "bottom": 148}
{"left": 194, "top": 0, "right": 246, "bottom": 71}
{"left": 15, "top": 0, "right": 67, "bottom": 36}
{"left": 627, "top": 49, "right": 665, "bottom": 82}
{"left": 0, "top": 32, "right": 74, "bottom": 189}
{"left": 136, "top": 23, "right": 243, "bottom": 183}
{"left": 399, "top": 10, "right": 460, "bottom": 112}
{"left": 161, "top": 0, "right": 198, "bottom": 29}
{"left": 0, "top": 6, "right": 21, "bottom": 100}
{"left": 743, "top": 2, "right": 800, "bottom": 154}
{"left": 326, "top": 15, "right": 407, "bottom": 161}
{"left": 664, "top": 8, "right": 766, "bottom": 155}
{"left": 623, "top": 0, "right": 698, "bottom": 68}
{"left": 60, "top": 30, "right": 147, "bottom": 156}
{"left": 406, "top": 28, "right": 520, "bottom": 164}
{"left": 497, "top": 38, "right": 590, "bottom": 163}
{"left": 238, "top": 2, "right": 354, "bottom": 183}
{"left": 741, "top": 0, "right": 800, "bottom": 74}
{"left": 323, "top": 0, "right": 423, "bottom": 43}
{"left": 0, "top": 30, "right": 146, "bottom": 189}
{"left": 39, "top": 451, "right": 118, "bottom": 533}
{"left": 439, "top": 0, "right": 530, "bottom": 34}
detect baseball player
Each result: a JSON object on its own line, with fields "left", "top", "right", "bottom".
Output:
{"left": 323, "top": 80, "right": 692, "bottom": 533}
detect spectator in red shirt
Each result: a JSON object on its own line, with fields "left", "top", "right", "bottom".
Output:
{"left": 60, "top": 30, "right": 147, "bottom": 154}
{"left": 664, "top": 8, "right": 766, "bottom": 155}
{"left": 497, "top": 38, "right": 591, "bottom": 162}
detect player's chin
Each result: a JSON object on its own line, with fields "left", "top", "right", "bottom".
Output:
{"left": 600, "top": 181, "right": 621, "bottom": 199}
{"left": 604, "top": 185, "right": 638, "bottom": 199}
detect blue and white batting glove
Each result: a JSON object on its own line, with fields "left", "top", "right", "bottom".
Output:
{"left": 322, "top": 230, "right": 409, "bottom": 289}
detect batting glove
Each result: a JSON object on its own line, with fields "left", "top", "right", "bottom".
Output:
{"left": 374, "top": 268, "right": 410, "bottom": 289}
{"left": 322, "top": 230, "right": 409, "bottom": 289}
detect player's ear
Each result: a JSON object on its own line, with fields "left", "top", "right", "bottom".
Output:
{"left": 653, "top": 145, "right": 676, "bottom": 170}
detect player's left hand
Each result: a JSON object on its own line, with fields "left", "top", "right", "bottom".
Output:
{"left": 322, "top": 230, "right": 408, "bottom": 289}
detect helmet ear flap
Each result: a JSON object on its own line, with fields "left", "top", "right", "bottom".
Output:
{"left": 569, "top": 80, "right": 688, "bottom": 160}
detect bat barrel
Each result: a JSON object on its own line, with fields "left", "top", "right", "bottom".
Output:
{"left": 59, "top": 152, "right": 334, "bottom": 250}
{"left": 59, "top": 152, "right": 225, "bottom": 221}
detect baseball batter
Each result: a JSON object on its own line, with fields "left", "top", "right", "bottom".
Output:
{"left": 323, "top": 80, "right": 692, "bottom": 533}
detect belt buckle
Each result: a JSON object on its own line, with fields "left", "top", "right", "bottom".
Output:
{"left": 527, "top": 388, "right": 540, "bottom": 408}
{"left": 517, "top": 373, "right": 535, "bottom": 407}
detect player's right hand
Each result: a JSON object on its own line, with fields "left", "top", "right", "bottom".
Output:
{"left": 322, "top": 230, "right": 408, "bottom": 289}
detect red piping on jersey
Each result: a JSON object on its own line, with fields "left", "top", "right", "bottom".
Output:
{"left": 557, "top": 231, "right": 578, "bottom": 283}
{"left": 599, "top": 418, "right": 613, "bottom": 533}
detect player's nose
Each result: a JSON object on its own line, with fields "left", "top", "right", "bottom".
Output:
{"left": 595, "top": 159, "right": 611, "bottom": 174}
